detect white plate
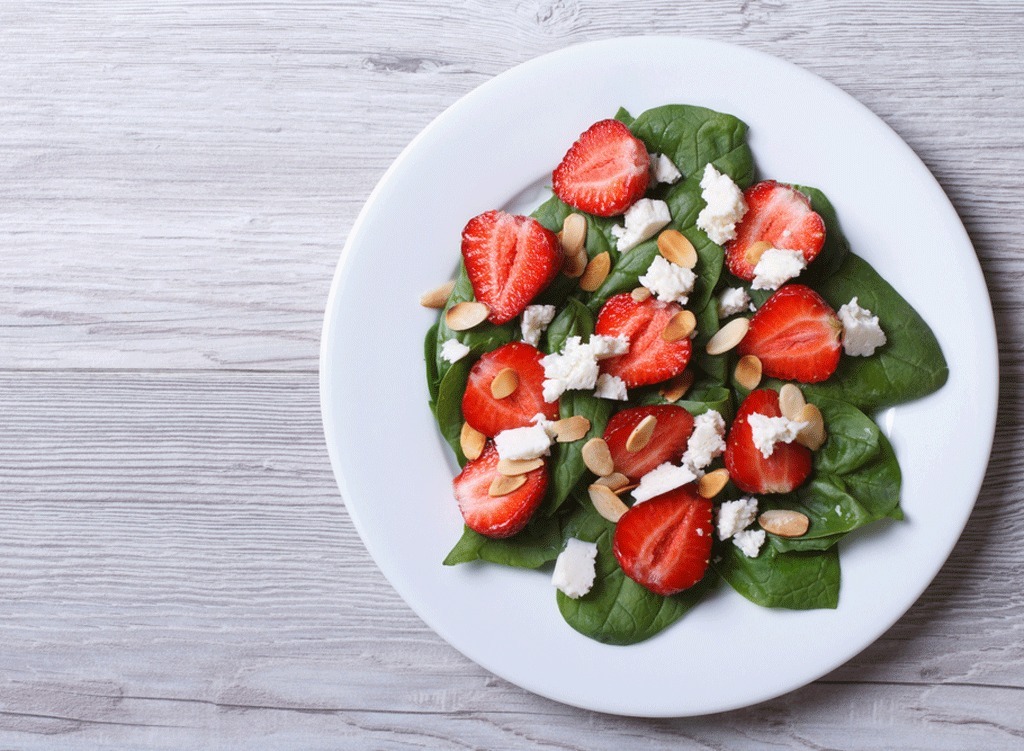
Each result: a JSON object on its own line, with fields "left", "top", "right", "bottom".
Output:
{"left": 321, "top": 37, "right": 997, "bottom": 716}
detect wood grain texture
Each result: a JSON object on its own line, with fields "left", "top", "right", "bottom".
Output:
{"left": 0, "top": 0, "right": 1022, "bottom": 747}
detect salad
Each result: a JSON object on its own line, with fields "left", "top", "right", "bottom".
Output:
{"left": 421, "top": 104, "right": 947, "bottom": 645}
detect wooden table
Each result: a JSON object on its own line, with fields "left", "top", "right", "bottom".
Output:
{"left": 1, "top": 2, "right": 1021, "bottom": 748}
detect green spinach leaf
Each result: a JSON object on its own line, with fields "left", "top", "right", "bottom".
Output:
{"left": 715, "top": 540, "right": 840, "bottom": 609}
{"left": 433, "top": 357, "right": 472, "bottom": 465}
{"left": 443, "top": 517, "right": 563, "bottom": 568}
{"left": 545, "top": 298, "right": 594, "bottom": 354}
{"left": 546, "top": 392, "right": 613, "bottom": 513}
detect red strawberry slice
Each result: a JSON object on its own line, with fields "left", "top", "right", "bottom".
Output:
{"left": 738, "top": 284, "right": 842, "bottom": 383}
{"left": 613, "top": 485, "right": 713, "bottom": 596}
{"left": 594, "top": 293, "right": 692, "bottom": 387}
{"left": 725, "top": 181, "right": 826, "bottom": 280}
{"left": 461, "top": 210, "right": 562, "bottom": 325}
{"left": 725, "top": 389, "right": 812, "bottom": 495}
{"left": 453, "top": 443, "right": 547, "bottom": 538}
{"left": 552, "top": 119, "right": 650, "bottom": 217}
{"left": 603, "top": 405, "right": 695, "bottom": 481}
{"left": 462, "top": 342, "right": 558, "bottom": 437}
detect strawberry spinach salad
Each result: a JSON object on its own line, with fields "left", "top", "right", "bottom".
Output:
{"left": 422, "top": 104, "right": 947, "bottom": 645}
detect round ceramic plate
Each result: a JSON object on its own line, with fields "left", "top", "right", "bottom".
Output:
{"left": 321, "top": 37, "right": 997, "bottom": 716}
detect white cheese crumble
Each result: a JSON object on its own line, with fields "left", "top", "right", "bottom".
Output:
{"left": 594, "top": 373, "right": 628, "bottom": 401}
{"left": 649, "top": 152, "right": 682, "bottom": 184}
{"left": 717, "top": 497, "right": 759, "bottom": 540}
{"left": 748, "top": 413, "right": 808, "bottom": 459}
{"left": 717, "top": 286, "right": 752, "bottom": 318}
{"left": 682, "top": 410, "right": 726, "bottom": 473}
{"left": 551, "top": 538, "right": 598, "bottom": 599}
{"left": 733, "top": 529, "right": 766, "bottom": 558}
{"left": 589, "top": 334, "right": 630, "bottom": 359}
{"left": 696, "top": 163, "right": 748, "bottom": 245}
{"left": 520, "top": 304, "right": 556, "bottom": 347}
{"left": 638, "top": 255, "right": 697, "bottom": 305}
{"left": 751, "top": 248, "right": 807, "bottom": 291}
{"left": 540, "top": 336, "right": 600, "bottom": 402}
{"left": 493, "top": 422, "right": 552, "bottom": 461}
{"left": 610, "top": 198, "right": 672, "bottom": 253}
{"left": 631, "top": 462, "right": 698, "bottom": 504}
{"left": 439, "top": 339, "right": 470, "bottom": 363}
{"left": 838, "top": 297, "right": 887, "bottom": 357}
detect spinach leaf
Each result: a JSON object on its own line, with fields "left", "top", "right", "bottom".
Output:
{"left": 692, "top": 296, "right": 727, "bottom": 383}
{"left": 433, "top": 357, "right": 472, "bottom": 465}
{"left": 443, "top": 516, "right": 563, "bottom": 568}
{"left": 813, "top": 395, "right": 881, "bottom": 475}
{"left": 635, "top": 382, "right": 734, "bottom": 422}
{"left": 715, "top": 540, "right": 840, "bottom": 609}
{"left": 425, "top": 321, "right": 440, "bottom": 410}
{"left": 613, "top": 106, "right": 634, "bottom": 127}
{"left": 545, "top": 298, "right": 594, "bottom": 354}
{"left": 546, "top": 392, "right": 613, "bottom": 513}
{"left": 795, "top": 185, "right": 850, "bottom": 284}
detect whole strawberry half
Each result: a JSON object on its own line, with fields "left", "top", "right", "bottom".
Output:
{"left": 552, "top": 119, "right": 650, "bottom": 217}
{"left": 725, "top": 389, "right": 812, "bottom": 495}
{"left": 738, "top": 284, "right": 842, "bottom": 383}
{"left": 461, "top": 341, "right": 558, "bottom": 437}
{"left": 595, "top": 293, "right": 692, "bottom": 387}
{"left": 453, "top": 443, "right": 547, "bottom": 539}
{"left": 461, "top": 210, "right": 562, "bottom": 325}
{"left": 604, "top": 405, "right": 695, "bottom": 481}
{"left": 613, "top": 484, "right": 713, "bottom": 596}
{"left": 725, "top": 181, "right": 826, "bottom": 280}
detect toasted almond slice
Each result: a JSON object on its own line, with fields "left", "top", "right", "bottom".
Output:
{"left": 660, "top": 370, "right": 695, "bottom": 402}
{"left": 550, "top": 415, "right": 591, "bottom": 443}
{"left": 657, "top": 229, "right": 698, "bottom": 269}
{"left": 561, "top": 213, "right": 587, "bottom": 255}
{"left": 588, "top": 483, "right": 629, "bottom": 523}
{"left": 615, "top": 483, "right": 640, "bottom": 495}
{"left": 778, "top": 383, "right": 806, "bottom": 421}
{"left": 460, "top": 422, "right": 486, "bottom": 462}
{"left": 795, "top": 403, "right": 827, "bottom": 451}
{"left": 631, "top": 286, "right": 652, "bottom": 302}
{"left": 745, "top": 240, "right": 774, "bottom": 267}
{"left": 625, "top": 415, "right": 657, "bottom": 453}
{"left": 563, "top": 248, "right": 588, "bottom": 278}
{"left": 489, "top": 474, "right": 527, "bottom": 497}
{"left": 662, "top": 310, "right": 697, "bottom": 342}
{"left": 497, "top": 457, "right": 544, "bottom": 476}
{"left": 706, "top": 317, "right": 749, "bottom": 355}
{"left": 490, "top": 367, "right": 519, "bottom": 399}
{"left": 593, "top": 472, "right": 630, "bottom": 491}
{"left": 581, "top": 437, "right": 614, "bottom": 477}
{"left": 579, "top": 251, "right": 611, "bottom": 292}
{"left": 734, "top": 355, "right": 762, "bottom": 390}
{"left": 698, "top": 468, "right": 730, "bottom": 499}
{"left": 419, "top": 280, "right": 456, "bottom": 309}
{"left": 446, "top": 301, "right": 489, "bottom": 331}
{"left": 759, "top": 509, "right": 810, "bottom": 537}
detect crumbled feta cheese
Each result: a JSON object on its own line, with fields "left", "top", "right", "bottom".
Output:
{"left": 717, "top": 286, "right": 752, "bottom": 318}
{"left": 594, "top": 373, "right": 628, "bottom": 401}
{"left": 748, "top": 413, "right": 808, "bottom": 459}
{"left": 696, "top": 164, "right": 748, "bottom": 245}
{"left": 632, "top": 462, "right": 698, "bottom": 504}
{"left": 439, "top": 339, "right": 470, "bottom": 363}
{"left": 540, "top": 336, "right": 600, "bottom": 402}
{"left": 551, "top": 538, "right": 598, "bottom": 599}
{"left": 733, "top": 529, "right": 766, "bottom": 558}
{"left": 649, "top": 152, "right": 682, "bottom": 184}
{"left": 493, "top": 423, "right": 552, "bottom": 461}
{"left": 520, "top": 304, "right": 556, "bottom": 347}
{"left": 638, "top": 255, "right": 697, "bottom": 305}
{"left": 838, "top": 297, "right": 887, "bottom": 356}
{"left": 682, "top": 410, "right": 726, "bottom": 473}
{"left": 751, "top": 248, "right": 807, "bottom": 291}
{"left": 589, "top": 334, "right": 630, "bottom": 359}
{"left": 611, "top": 198, "right": 672, "bottom": 252}
{"left": 717, "top": 497, "right": 759, "bottom": 540}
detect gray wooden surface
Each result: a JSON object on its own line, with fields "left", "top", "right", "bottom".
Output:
{"left": 1, "top": 1, "right": 1021, "bottom": 748}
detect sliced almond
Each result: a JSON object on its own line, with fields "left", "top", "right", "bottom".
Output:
{"left": 660, "top": 370, "right": 695, "bottom": 402}
{"left": 563, "top": 248, "right": 588, "bottom": 278}
{"left": 631, "top": 286, "right": 652, "bottom": 302}
{"left": 698, "top": 468, "right": 730, "bottom": 499}
{"left": 662, "top": 310, "right": 697, "bottom": 342}
{"left": 581, "top": 437, "right": 614, "bottom": 477}
{"left": 657, "top": 229, "right": 698, "bottom": 269}
{"left": 745, "top": 240, "right": 773, "bottom": 267}
{"left": 588, "top": 483, "right": 629, "bottom": 523}
{"left": 419, "top": 280, "right": 456, "bottom": 309}
{"left": 795, "top": 403, "right": 827, "bottom": 451}
{"left": 706, "top": 317, "right": 749, "bottom": 355}
{"left": 561, "top": 213, "right": 587, "bottom": 255}
{"left": 579, "top": 251, "right": 611, "bottom": 292}
{"left": 615, "top": 483, "right": 639, "bottom": 495}
{"left": 734, "top": 355, "right": 762, "bottom": 390}
{"left": 593, "top": 472, "right": 630, "bottom": 491}
{"left": 446, "top": 301, "right": 489, "bottom": 331}
{"left": 497, "top": 457, "right": 544, "bottom": 476}
{"left": 625, "top": 415, "right": 657, "bottom": 453}
{"left": 778, "top": 384, "right": 806, "bottom": 421}
{"left": 758, "top": 509, "right": 810, "bottom": 538}
{"left": 460, "top": 422, "right": 486, "bottom": 461}
{"left": 550, "top": 415, "right": 591, "bottom": 443}
{"left": 489, "top": 474, "right": 527, "bottom": 497}
{"left": 490, "top": 367, "right": 519, "bottom": 399}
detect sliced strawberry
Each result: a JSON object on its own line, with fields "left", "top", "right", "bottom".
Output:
{"left": 603, "top": 405, "right": 695, "bottom": 481}
{"left": 725, "top": 181, "right": 826, "bottom": 280}
{"left": 462, "top": 342, "right": 558, "bottom": 437}
{"left": 594, "top": 293, "right": 692, "bottom": 387}
{"left": 738, "top": 284, "right": 842, "bottom": 383}
{"left": 725, "top": 389, "right": 812, "bottom": 495}
{"left": 613, "top": 485, "right": 713, "bottom": 596}
{"left": 552, "top": 119, "right": 650, "bottom": 217}
{"left": 453, "top": 443, "right": 547, "bottom": 538}
{"left": 461, "top": 210, "right": 562, "bottom": 325}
